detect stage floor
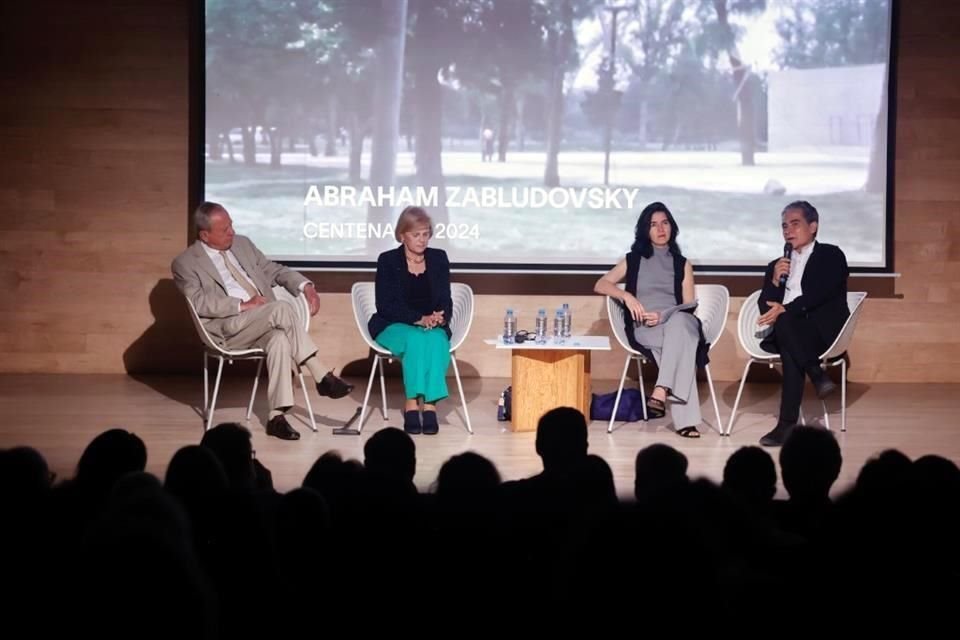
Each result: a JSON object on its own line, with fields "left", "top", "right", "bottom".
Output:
{"left": 1, "top": 374, "right": 958, "bottom": 499}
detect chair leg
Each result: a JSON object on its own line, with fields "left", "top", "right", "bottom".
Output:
{"left": 357, "top": 355, "right": 379, "bottom": 434}
{"left": 608, "top": 355, "right": 632, "bottom": 433}
{"left": 705, "top": 364, "right": 723, "bottom": 436}
{"left": 450, "top": 353, "right": 472, "bottom": 434}
{"left": 636, "top": 356, "right": 648, "bottom": 422}
{"left": 378, "top": 356, "right": 389, "bottom": 421}
{"left": 841, "top": 358, "right": 847, "bottom": 432}
{"left": 206, "top": 357, "right": 225, "bottom": 432}
{"left": 726, "top": 358, "right": 754, "bottom": 436}
{"left": 815, "top": 360, "right": 831, "bottom": 430}
{"left": 297, "top": 370, "right": 318, "bottom": 432}
{"left": 247, "top": 359, "right": 263, "bottom": 421}
{"left": 202, "top": 352, "right": 210, "bottom": 413}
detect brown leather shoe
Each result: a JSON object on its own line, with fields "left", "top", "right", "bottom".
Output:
{"left": 266, "top": 414, "right": 300, "bottom": 440}
{"left": 316, "top": 372, "right": 354, "bottom": 399}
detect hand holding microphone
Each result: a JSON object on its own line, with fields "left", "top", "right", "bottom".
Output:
{"left": 773, "top": 242, "right": 792, "bottom": 288}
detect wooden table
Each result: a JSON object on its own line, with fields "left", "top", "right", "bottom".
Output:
{"left": 489, "top": 336, "right": 611, "bottom": 432}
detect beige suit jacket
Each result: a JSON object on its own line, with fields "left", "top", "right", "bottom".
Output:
{"left": 172, "top": 235, "right": 308, "bottom": 339}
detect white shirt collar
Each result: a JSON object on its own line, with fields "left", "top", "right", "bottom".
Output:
{"left": 200, "top": 241, "right": 222, "bottom": 258}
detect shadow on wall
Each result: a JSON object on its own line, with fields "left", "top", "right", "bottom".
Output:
{"left": 123, "top": 278, "right": 262, "bottom": 413}
{"left": 123, "top": 279, "right": 199, "bottom": 375}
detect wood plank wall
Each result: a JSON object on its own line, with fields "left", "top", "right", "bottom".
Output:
{"left": 0, "top": 0, "right": 956, "bottom": 382}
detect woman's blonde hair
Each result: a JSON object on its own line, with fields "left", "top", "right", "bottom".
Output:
{"left": 394, "top": 206, "right": 433, "bottom": 242}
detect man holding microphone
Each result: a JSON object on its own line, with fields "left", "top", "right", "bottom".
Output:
{"left": 756, "top": 201, "right": 850, "bottom": 447}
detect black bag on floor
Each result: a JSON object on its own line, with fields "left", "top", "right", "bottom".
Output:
{"left": 497, "top": 386, "right": 512, "bottom": 421}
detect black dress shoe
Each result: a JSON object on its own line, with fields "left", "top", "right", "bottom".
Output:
{"left": 422, "top": 410, "right": 439, "bottom": 435}
{"left": 316, "top": 372, "right": 354, "bottom": 399}
{"left": 806, "top": 365, "right": 837, "bottom": 400}
{"left": 266, "top": 415, "right": 300, "bottom": 440}
{"left": 814, "top": 376, "right": 837, "bottom": 399}
{"left": 759, "top": 422, "right": 795, "bottom": 447}
{"left": 403, "top": 410, "right": 422, "bottom": 435}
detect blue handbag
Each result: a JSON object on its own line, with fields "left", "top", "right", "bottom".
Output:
{"left": 590, "top": 388, "right": 645, "bottom": 422}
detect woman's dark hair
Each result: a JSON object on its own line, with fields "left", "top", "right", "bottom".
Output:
{"left": 630, "top": 201, "right": 682, "bottom": 258}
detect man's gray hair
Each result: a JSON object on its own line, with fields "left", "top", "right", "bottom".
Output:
{"left": 194, "top": 201, "right": 226, "bottom": 231}
{"left": 781, "top": 200, "right": 819, "bottom": 237}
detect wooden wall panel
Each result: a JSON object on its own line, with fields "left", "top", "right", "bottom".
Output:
{"left": 0, "top": 0, "right": 957, "bottom": 384}
{"left": 0, "top": 0, "right": 190, "bottom": 374}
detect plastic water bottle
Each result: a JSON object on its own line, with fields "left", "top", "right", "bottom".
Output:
{"left": 562, "top": 303, "right": 572, "bottom": 338}
{"left": 553, "top": 308, "right": 564, "bottom": 342}
{"left": 535, "top": 308, "right": 547, "bottom": 344}
{"left": 497, "top": 391, "right": 507, "bottom": 421}
{"left": 503, "top": 309, "right": 516, "bottom": 344}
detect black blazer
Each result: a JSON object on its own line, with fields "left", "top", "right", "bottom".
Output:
{"left": 758, "top": 242, "right": 850, "bottom": 348}
{"left": 368, "top": 246, "right": 453, "bottom": 339}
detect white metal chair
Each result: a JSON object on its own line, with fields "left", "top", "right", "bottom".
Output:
{"left": 186, "top": 286, "right": 317, "bottom": 432}
{"left": 726, "top": 290, "right": 867, "bottom": 435}
{"left": 350, "top": 281, "right": 474, "bottom": 434}
{"left": 605, "top": 283, "right": 730, "bottom": 434}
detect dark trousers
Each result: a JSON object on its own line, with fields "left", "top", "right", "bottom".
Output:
{"left": 764, "top": 313, "right": 829, "bottom": 424}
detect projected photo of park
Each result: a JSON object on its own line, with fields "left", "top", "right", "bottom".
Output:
{"left": 204, "top": 0, "right": 893, "bottom": 268}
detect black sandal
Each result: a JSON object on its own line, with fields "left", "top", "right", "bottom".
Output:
{"left": 677, "top": 426, "right": 701, "bottom": 438}
{"left": 646, "top": 396, "right": 666, "bottom": 419}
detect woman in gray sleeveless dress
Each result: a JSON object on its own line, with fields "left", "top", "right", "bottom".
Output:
{"left": 594, "top": 202, "right": 702, "bottom": 438}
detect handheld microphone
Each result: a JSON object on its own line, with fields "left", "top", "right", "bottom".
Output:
{"left": 779, "top": 242, "right": 792, "bottom": 287}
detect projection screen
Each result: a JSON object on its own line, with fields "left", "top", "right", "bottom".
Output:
{"left": 203, "top": 0, "right": 895, "bottom": 270}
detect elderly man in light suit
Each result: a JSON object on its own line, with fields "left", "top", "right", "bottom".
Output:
{"left": 173, "top": 201, "right": 353, "bottom": 440}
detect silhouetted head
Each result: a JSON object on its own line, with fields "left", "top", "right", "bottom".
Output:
{"left": 900, "top": 455, "right": 960, "bottom": 555}
{"left": 722, "top": 446, "right": 777, "bottom": 509}
{"left": 81, "top": 471, "right": 212, "bottom": 638}
{"left": 854, "top": 449, "right": 911, "bottom": 499}
{"left": 435, "top": 451, "right": 501, "bottom": 508}
{"left": 277, "top": 487, "right": 330, "bottom": 541}
{"left": 164, "top": 445, "right": 228, "bottom": 502}
{"left": 575, "top": 454, "right": 618, "bottom": 510}
{"left": 0, "top": 446, "right": 52, "bottom": 503}
{"left": 304, "top": 450, "right": 362, "bottom": 490}
{"left": 535, "top": 407, "right": 588, "bottom": 474}
{"left": 634, "top": 443, "right": 688, "bottom": 502}
{"left": 780, "top": 426, "right": 842, "bottom": 503}
{"left": 363, "top": 427, "right": 416, "bottom": 485}
{"left": 75, "top": 429, "right": 147, "bottom": 497}
{"left": 200, "top": 422, "right": 255, "bottom": 490}
{"left": 302, "top": 450, "right": 364, "bottom": 520}
{"left": 908, "top": 454, "right": 960, "bottom": 501}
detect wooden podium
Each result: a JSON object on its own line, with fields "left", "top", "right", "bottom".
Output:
{"left": 492, "top": 336, "right": 611, "bottom": 432}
